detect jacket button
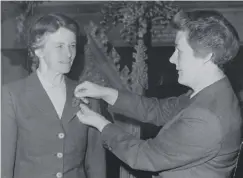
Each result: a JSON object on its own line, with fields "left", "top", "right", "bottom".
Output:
{"left": 56, "top": 172, "right": 63, "bottom": 178}
{"left": 57, "top": 152, "right": 63, "bottom": 158}
{"left": 58, "top": 133, "right": 65, "bottom": 139}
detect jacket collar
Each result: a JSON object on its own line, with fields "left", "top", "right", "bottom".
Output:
{"left": 25, "top": 72, "right": 80, "bottom": 124}
{"left": 189, "top": 77, "right": 231, "bottom": 105}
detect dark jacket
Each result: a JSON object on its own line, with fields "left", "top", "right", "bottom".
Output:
{"left": 101, "top": 77, "right": 242, "bottom": 178}
{"left": 2, "top": 72, "right": 106, "bottom": 178}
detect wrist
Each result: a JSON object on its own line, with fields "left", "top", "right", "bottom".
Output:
{"left": 98, "top": 119, "right": 111, "bottom": 132}
{"left": 102, "top": 87, "right": 118, "bottom": 105}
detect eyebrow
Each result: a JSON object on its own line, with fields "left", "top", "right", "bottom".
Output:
{"left": 55, "top": 42, "right": 64, "bottom": 45}
{"left": 54, "top": 42, "right": 76, "bottom": 45}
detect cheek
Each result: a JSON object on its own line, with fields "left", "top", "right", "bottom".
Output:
{"left": 72, "top": 49, "right": 77, "bottom": 58}
{"left": 61, "top": 47, "right": 76, "bottom": 58}
{"left": 182, "top": 60, "right": 199, "bottom": 77}
{"left": 44, "top": 50, "right": 60, "bottom": 65}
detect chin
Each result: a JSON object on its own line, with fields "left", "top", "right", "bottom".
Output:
{"left": 178, "top": 79, "right": 191, "bottom": 89}
{"left": 59, "top": 67, "right": 71, "bottom": 74}
{"left": 63, "top": 69, "right": 71, "bottom": 74}
{"left": 178, "top": 77, "right": 187, "bottom": 86}
{"left": 177, "top": 76, "right": 183, "bottom": 84}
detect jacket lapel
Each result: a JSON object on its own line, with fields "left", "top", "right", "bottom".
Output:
{"left": 61, "top": 77, "right": 80, "bottom": 126}
{"left": 25, "top": 73, "right": 89, "bottom": 126}
{"left": 25, "top": 72, "right": 59, "bottom": 119}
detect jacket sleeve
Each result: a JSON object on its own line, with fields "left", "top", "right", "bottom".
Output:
{"left": 2, "top": 86, "right": 18, "bottom": 178}
{"left": 84, "top": 99, "right": 106, "bottom": 178}
{"left": 101, "top": 107, "right": 222, "bottom": 172}
{"left": 108, "top": 90, "right": 191, "bottom": 126}
{"left": 85, "top": 127, "right": 106, "bottom": 178}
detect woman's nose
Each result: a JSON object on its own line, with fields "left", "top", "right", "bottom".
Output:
{"left": 169, "top": 53, "right": 175, "bottom": 64}
{"left": 66, "top": 46, "right": 72, "bottom": 58}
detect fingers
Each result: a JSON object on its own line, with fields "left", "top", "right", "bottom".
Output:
{"left": 79, "top": 103, "right": 90, "bottom": 112}
{"left": 76, "top": 110, "right": 83, "bottom": 119}
{"left": 74, "top": 87, "right": 87, "bottom": 98}
{"left": 76, "top": 103, "right": 93, "bottom": 125}
{"left": 80, "top": 97, "right": 89, "bottom": 104}
{"left": 76, "top": 104, "right": 88, "bottom": 123}
{"left": 74, "top": 81, "right": 90, "bottom": 98}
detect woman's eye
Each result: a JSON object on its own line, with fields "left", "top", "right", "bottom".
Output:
{"left": 56, "top": 45, "right": 63, "bottom": 49}
{"left": 174, "top": 48, "right": 180, "bottom": 55}
{"left": 177, "top": 48, "right": 182, "bottom": 54}
{"left": 71, "top": 44, "right": 76, "bottom": 48}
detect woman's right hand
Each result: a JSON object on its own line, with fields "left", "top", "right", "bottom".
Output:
{"left": 74, "top": 81, "right": 118, "bottom": 105}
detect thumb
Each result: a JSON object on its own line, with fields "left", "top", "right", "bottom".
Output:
{"left": 74, "top": 88, "right": 87, "bottom": 98}
{"left": 74, "top": 81, "right": 90, "bottom": 97}
{"left": 80, "top": 97, "right": 89, "bottom": 104}
{"left": 76, "top": 110, "right": 83, "bottom": 119}
{"left": 79, "top": 103, "right": 90, "bottom": 113}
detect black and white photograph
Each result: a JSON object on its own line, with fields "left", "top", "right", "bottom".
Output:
{"left": 1, "top": 1, "right": 243, "bottom": 178}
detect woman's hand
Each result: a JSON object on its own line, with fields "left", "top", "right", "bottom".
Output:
{"left": 76, "top": 103, "right": 111, "bottom": 132}
{"left": 74, "top": 81, "right": 118, "bottom": 105}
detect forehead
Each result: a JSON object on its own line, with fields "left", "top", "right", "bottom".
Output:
{"left": 46, "top": 27, "right": 76, "bottom": 43}
{"left": 175, "top": 31, "right": 188, "bottom": 46}
{"left": 175, "top": 31, "right": 194, "bottom": 52}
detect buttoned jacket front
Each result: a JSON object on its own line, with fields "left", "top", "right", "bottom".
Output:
{"left": 2, "top": 72, "right": 106, "bottom": 178}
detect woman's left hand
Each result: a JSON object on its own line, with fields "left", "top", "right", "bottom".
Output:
{"left": 76, "top": 104, "right": 111, "bottom": 132}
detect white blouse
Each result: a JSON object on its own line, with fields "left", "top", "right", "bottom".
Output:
{"left": 37, "top": 70, "right": 66, "bottom": 119}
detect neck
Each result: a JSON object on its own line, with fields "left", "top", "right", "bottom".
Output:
{"left": 37, "top": 66, "right": 64, "bottom": 86}
{"left": 190, "top": 67, "right": 225, "bottom": 98}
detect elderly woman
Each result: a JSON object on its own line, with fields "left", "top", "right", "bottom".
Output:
{"left": 74, "top": 10, "right": 242, "bottom": 178}
{"left": 2, "top": 13, "right": 106, "bottom": 178}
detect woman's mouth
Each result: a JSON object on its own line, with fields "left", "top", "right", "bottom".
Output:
{"left": 59, "top": 61, "right": 71, "bottom": 64}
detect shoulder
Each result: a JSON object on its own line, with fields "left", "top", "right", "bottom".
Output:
{"left": 2, "top": 78, "right": 28, "bottom": 109}
{"left": 183, "top": 106, "right": 217, "bottom": 118}
{"left": 180, "top": 106, "right": 223, "bottom": 140}
{"left": 182, "top": 106, "right": 221, "bottom": 128}
{"left": 2, "top": 77, "right": 27, "bottom": 95}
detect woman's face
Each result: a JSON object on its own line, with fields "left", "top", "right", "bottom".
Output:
{"left": 169, "top": 31, "right": 207, "bottom": 88}
{"left": 36, "top": 27, "right": 77, "bottom": 74}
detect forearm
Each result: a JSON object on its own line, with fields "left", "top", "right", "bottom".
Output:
{"left": 102, "top": 87, "right": 118, "bottom": 105}
{"left": 100, "top": 112, "right": 222, "bottom": 172}
{"left": 108, "top": 90, "right": 185, "bottom": 126}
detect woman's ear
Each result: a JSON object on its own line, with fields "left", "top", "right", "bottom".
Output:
{"left": 34, "top": 48, "right": 44, "bottom": 59}
{"left": 203, "top": 52, "right": 213, "bottom": 64}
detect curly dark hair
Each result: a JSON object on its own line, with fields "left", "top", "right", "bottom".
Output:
{"left": 171, "top": 10, "right": 240, "bottom": 67}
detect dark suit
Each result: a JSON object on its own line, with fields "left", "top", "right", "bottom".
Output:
{"left": 101, "top": 78, "right": 242, "bottom": 178}
{"left": 2, "top": 72, "right": 106, "bottom": 178}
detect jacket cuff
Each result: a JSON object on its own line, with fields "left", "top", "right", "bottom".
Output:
{"left": 101, "top": 123, "right": 123, "bottom": 151}
{"left": 108, "top": 90, "right": 134, "bottom": 113}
